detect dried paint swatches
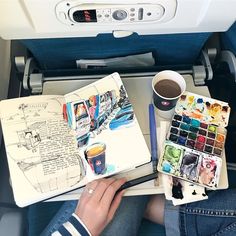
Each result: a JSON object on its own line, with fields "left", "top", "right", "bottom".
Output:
{"left": 175, "top": 91, "right": 230, "bottom": 127}
{"left": 167, "top": 114, "right": 226, "bottom": 157}
{"left": 159, "top": 141, "right": 222, "bottom": 188}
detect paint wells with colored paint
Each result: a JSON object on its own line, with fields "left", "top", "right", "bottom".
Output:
{"left": 167, "top": 114, "right": 226, "bottom": 157}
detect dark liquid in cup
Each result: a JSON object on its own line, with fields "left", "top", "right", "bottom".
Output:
{"left": 154, "top": 79, "right": 181, "bottom": 98}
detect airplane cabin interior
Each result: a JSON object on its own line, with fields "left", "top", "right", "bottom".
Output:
{"left": 0, "top": 1, "right": 236, "bottom": 235}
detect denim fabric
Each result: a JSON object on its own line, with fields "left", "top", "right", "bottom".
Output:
{"left": 164, "top": 200, "right": 180, "bottom": 236}
{"left": 179, "top": 189, "right": 236, "bottom": 236}
{"left": 101, "top": 195, "right": 150, "bottom": 236}
{"left": 40, "top": 189, "right": 236, "bottom": 236}
{"left": 40, "top": 195, "right": 149, "bottom": 236}
{"left": 28, "top": 201, "right": 64, "bottom": 236}
{"left": 40, "top": 200, "right": 78, "bottom": 236}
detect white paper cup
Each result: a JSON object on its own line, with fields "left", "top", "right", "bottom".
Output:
{"left": 152, "top": 70, "right": 186, "bottom": 119}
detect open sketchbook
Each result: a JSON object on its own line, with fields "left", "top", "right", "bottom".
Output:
{"left": 0, "top": 73, "right": 150, "bottom": 207}
{"left": 48, "top": 122, "right": 168, "bottom": 202}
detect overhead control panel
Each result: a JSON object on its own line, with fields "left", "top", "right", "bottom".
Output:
{"left": 1, "top": 0, "right": 236, "bottom": 39}
{"left": 55, "top": 3, "right": 171, "bottom": 25}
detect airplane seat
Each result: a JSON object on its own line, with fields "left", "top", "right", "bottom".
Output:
{"left": 2, "top": 30, "right": 236, "bottom": 235}
{"left": 1, "top": 2, "right": 236, "bottom": 235}
{"left": 219, "top": 22, "right": 236, "bottom": 188}
{"left": 2, "top": 30, "right": 236, "bottom": 236}
{"left": 22, "top": 32, "right": 212, "bottom": 236}
{"left": 220, "top": 21, "right": 236, "bottom": 55}
{"left": 207, "top": 22, "right": 236, "bottom": 168}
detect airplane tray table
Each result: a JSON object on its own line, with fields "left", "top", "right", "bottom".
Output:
{"left": 41, "top": 73, "right": 228, "bottom": 201}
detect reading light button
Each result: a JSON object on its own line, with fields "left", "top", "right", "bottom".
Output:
{"left": 112, "top": 10, "right": 128, "bottom": 20}
{"left": 138, "top": 8, "right": 144, "bottom": 20}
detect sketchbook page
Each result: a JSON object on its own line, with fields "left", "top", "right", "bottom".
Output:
{"left": 46, "top": 121, "right": 168, "bottom": 202}
{"left": 0, "top": 95, "right": 88, "bottom": 207}
{"left": 64, "top": 72, "right": 151, "bottom": 182}
{"left": 120, "top": 121, "right": 168, "bottom": 196}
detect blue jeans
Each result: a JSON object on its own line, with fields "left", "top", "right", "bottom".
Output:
{"left": 40, "top": 195, "right": 150, "bottom": 236}
{"left": 41, "top": 189, "right": 236, "bottom": 236}
{"left": 178, "top": 189, "right": 236, "bottom": 236}
{"left": 40, "top": 201, "right": 78, "bottom": 236}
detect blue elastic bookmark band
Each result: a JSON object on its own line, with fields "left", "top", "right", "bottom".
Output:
{"left": 149, "top": 104, "right": 158, "bottom": 171}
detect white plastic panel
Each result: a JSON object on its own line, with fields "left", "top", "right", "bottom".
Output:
{"left": 0, "top": 0, "right": 236, "bottom": 39}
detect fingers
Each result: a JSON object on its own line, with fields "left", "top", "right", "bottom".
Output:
{"left": 80, "top": 178, "right": 126, "bottom": 205}
{"left": 107, "top": 190, "right": 125, "bottom": 222}
{"left": 91, "top": 178, "right": 117, "bottom": 202}
{"left": 75, "top": 177, "right": 126, "bottom": 234}
{"left": 79, "top": 180, "right": 99, "bottom": 204}
{"left": 100, "top": 178, "right": 126, "bottom": 209}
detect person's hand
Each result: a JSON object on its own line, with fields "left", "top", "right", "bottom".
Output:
{"left": 75, "top": 178, "right": 126, "bottom": 236}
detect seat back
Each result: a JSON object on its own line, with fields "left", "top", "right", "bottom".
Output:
{"left": 220, "top": 21, "right": 236, "bottom": 54}
{"left": 21, "top": 32, "right": 211, "bottom": 70}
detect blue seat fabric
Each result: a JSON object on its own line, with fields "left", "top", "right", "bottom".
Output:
{"left": 21, "top": 32, "right": 211, "bottom": 70}
{"left": 221, "top": 21, "right": 236, "bottom": 55}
